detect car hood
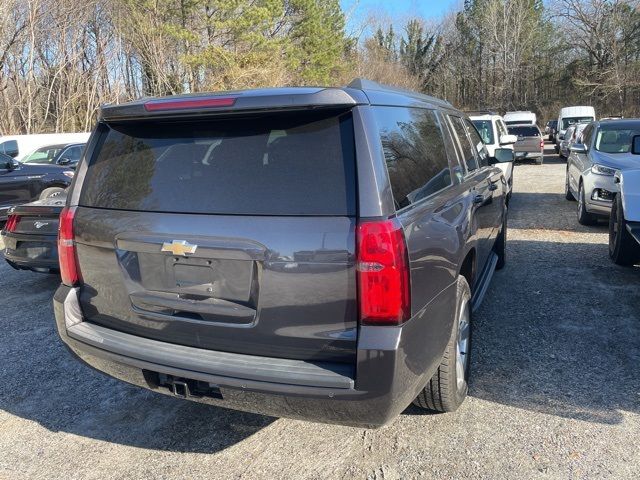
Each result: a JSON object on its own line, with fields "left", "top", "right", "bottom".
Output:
{"left": 591, "top": 151, "right": 640, "bottom": 170}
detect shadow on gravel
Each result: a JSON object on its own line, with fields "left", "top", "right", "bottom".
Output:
{"left": 0, "top": 266, "right": 274, "bottom": 454}
{"left": 471, "top": 239, "right": 640, "bottom": 425}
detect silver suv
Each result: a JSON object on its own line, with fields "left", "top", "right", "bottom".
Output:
{"left": 566, "top": 119, "right": 640, "bottom": 225}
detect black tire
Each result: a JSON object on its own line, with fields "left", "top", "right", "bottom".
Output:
{"left": 565, "top": 169, "right": 575, "bottom": 201}
{"left": 495, "top": 213, "right": 507, "bottom": 270}
{"left": 609, "top": 194, "right": 640, "bottom": 266}
{"left": 554, "top": 145, "right": 560, "bottom": 154}
{"left": 577, "top": 182, "right": 597, "bottom": 226}
{"left": 536, "top": 156, "right": 543, "bottom": 165}
{"left": 413, "top": 276, "right": 472, "bottom": 413}
{"left": 39, "top": 187, "right": 65, "bottom": 200}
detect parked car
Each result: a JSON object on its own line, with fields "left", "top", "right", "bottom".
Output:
{"left": 546, "top": 120, "right": 558, "bottom": 143}
{"left": 556, "top": 106, "right": 596, "bottom": 154}
{"left": 609, "top": 166, "right": 640, "bottom": 266}
{"left": 559, "top": 125, "right": 576, "bottom": 159}
{"left": 565, "top": 119, "right": 640, "bottom": 225}
{"left": 0, "top": 133, "right": 89, "bottom": 161}
{"left": 470, "top": 112, "right": 518, "bottom": 202}
{"left": 2, "top": 192, "right": 66, "bottom": 273}
{"left": 507, "top": 124, "right": 544, "bottom": 164}
{"left": 504, "top": 111, "right": 537, "bottom": 126}
{"left": 0, "top": 152, "right": 74, "bottom": 221}
{"left": 53, "top": 78, "right": 514, "bottom": 428}
{"left": 22, "top": 143, "right": 86, "bottom": 168}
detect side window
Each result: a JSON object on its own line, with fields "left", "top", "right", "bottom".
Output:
{"left": 373, "top": 106, "right": 452, "bottom": 210}
{"left": 465, "top": 119, "right": 490, "bottom": 167}
{"left": 66, "top": 146, "right": 83, "bottom": 160}
{"left": 0, "top": 140, "right": 18, "bottom": 157}
{"left": 449, "top": 116, "right": 479, "bottom": 172}
{"left": 582, "top": 125, "right": 594, "bottom": 147}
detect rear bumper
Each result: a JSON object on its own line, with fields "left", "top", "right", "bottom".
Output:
{"left": 2, "top": 232, "right": 59, "bottom": 272}
{"left": 54, "top": 284, "right": 449, "bottom": 427}
{"left": 514, "top": 150, "right": 543, "bottom": 159}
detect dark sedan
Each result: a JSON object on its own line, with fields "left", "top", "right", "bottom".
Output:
{"left": 2, "top": 193, "right": 66, "bottom": 273}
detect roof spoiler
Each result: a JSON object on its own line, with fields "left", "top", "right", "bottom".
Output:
{"left": 100, "top": 87, "right": 368, "bottom": 121}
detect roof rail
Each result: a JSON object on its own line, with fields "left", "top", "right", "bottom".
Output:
{"left": 347, "top": 78, "right": 454, "bottom": 109}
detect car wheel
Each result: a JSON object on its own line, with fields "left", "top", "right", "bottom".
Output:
{"left": 609, "top": 194, "right": 640, "bottom": 266}
{"left": 577, "top": 182, "right": 597, "bottom": 226}
{"left": 413, "top": 276, "right": 471, "bottom": 413}
{"left": 565, "top": 169, "right": 575, "bottom": 201}
{"left": 495, "top": 214, "right": 507, "bottom": 270}
{"left": 536, "top": 156, "right": 543, "bottom": 165}
{"left": 555, "top": 145, "right": 560, "bottom": 154}
{"left": 39, "top": 187, "right": 65, "bottom": 200}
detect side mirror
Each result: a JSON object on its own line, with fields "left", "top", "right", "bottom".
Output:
{"left": 57, "top": 157, "right": 71, "bottom": 165}
{"left": 1, "top": 161, "right": 11, "bottom": 170}
{"left": 489, "top": 148, "right": 515, "bottom": 164}
{"left": 632, "top": 135, "right": 640, "bottom": 155}
{"left": 499, "top": 134, "right": 518, "bottom": 146}
{"left": 570, "top": 143, "right": 587, "bottom": 154}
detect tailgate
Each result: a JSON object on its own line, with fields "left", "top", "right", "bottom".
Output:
{"left": 74, "top": 110, "right": 358, "bottom": 363}
{"left": 514, "top": 136, "right": 540, "bottom": 152}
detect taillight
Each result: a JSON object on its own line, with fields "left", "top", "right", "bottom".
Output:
{"left": 356, "top": 219, "right": 411, "bottom": 325}
{"left": 58, "top": 206, "right": 81, "bottom": 286}
{"left": 540, "top": 139, "right": 544, "bottom": 149}
{"left": 4, "top": 214, "right": 21, "bottom": 232}
{"left": 144, "top": 96, "right": 237, "bottom": 111}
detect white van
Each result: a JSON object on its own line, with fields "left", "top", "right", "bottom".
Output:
{"left": 504, "top": 111, "right": 537, "bottom": 126}
{"left": 555, "top": 106, "right": 596, "bottom": 153}
{"left": 0, "top": 133, "right": 90, "bottom": 161}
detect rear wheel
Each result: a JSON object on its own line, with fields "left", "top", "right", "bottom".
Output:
{"left": 609, "top": 194, "right": 640, "bottom": 266}
{"left": 39, "top": 187, "right": 65, "bottom": 200}
{"left": 536, "top": 156, "right": 543, "bottom": 165}
{"left": 413, "top": 276, "right": 471, "bottom": 413}
{"left": 577, "top": 182, "right": 597, "bottom": 226}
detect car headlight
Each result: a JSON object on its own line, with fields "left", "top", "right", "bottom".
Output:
{"left": 591, "top": 164, "right": 616, "bottom": 176}
{"left": 63, "top": 171, "right": 75, "bottom": 178}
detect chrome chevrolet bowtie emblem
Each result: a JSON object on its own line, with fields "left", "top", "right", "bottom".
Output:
{"left": 161, "top": 240, "right": 198, "bottom": 256}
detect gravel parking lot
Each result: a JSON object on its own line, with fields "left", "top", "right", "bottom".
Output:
{"left": 1, "top": 146, "right": 639, "bottom": 480}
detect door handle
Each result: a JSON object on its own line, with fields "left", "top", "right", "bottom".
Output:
{"left": 473, "top": 194, "right": 485, "bottom": 205}
{"left": 488, "top": 183, "right": 498, "bottom": 191}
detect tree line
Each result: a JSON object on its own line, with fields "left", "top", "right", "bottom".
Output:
{"left": 1, "top": 0, "right": 639, "bottom": 135}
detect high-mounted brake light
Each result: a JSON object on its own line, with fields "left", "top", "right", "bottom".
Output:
{"left": 4, "top": 214, "right": 21, "bottom": 233}
{"left": 357, "top": 219, "right": 411, "bottom": 326}
{"left": 144, "top": 96, "right": 237, "bottom": 112}
{"left": 58, "top": 206, "right": 81, "bottom": 286}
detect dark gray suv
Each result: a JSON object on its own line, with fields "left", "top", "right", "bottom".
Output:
{"left": 53, "top": 79, "right": 513, "bottom": 427}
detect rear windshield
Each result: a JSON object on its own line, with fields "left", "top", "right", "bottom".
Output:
{"left": 80, "top": 111, "right": 356, "bottom": 216}
{"left": 507, "top": 126, "right": 540, "bottom": 137}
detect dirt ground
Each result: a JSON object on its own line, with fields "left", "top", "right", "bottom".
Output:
{"left": 1, "top": 145, "right": 639, "bottom": 480}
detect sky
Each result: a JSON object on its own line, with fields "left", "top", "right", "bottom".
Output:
{"left": 341, "top": 0, "right": 461, "bottom": 35}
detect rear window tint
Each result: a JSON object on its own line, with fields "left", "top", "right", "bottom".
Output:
{"left": 507, "top": 126, "right": 540, "bottom": 137}
{"left": 80, "top": 112, "right": 356, "bottom": 216}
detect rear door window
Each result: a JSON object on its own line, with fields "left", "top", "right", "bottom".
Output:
{"left": 372, "top": 106, "right": 452, "bottom": 210}
{"left": 80, "top": 111, "right": 356, "bottom": 216}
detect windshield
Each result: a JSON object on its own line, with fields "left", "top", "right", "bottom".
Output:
{"left": 23, "top": 145, "right": 66, "bottom": 164}
{"left": 471, "top": 120, "right": 494, "bottom": 145}
{"left": 507, "top": 126, "right": 540, "bottom": 137}
{"left": 561, "top": 117, "right": 593, "bottom": 130}
{"left": 595, "top": 127, "right": 640, "bottom": 154}
{"left": 80, "top": 111, "right": 356, "bottom": 216}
